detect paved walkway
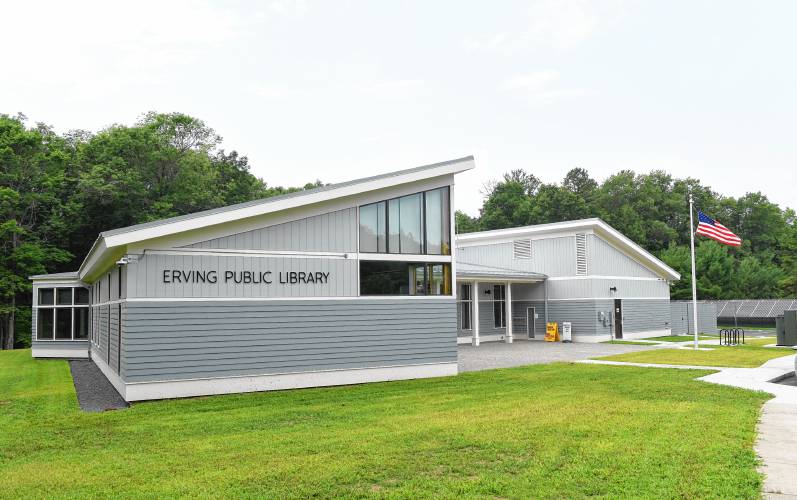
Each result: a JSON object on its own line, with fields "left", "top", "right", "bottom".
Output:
{"left": 457, "top": 340, "right": 662, "bottom": 372}
{"left": 699, "top": 355, "right": 797, "bottom": 499}
{"left": 69, "top": 360, "right": 128, "bottom": 412}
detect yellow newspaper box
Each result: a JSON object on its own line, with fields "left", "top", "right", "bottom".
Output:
{"left": 545, "top": 322, "right": 559, "bottom": 342}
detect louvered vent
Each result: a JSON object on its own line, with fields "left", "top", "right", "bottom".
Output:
{"left": 575, "top": 233, "right": 587, "bottom": 275}
{"left": 513, "top": 239, "right": 532, "bottom": 259}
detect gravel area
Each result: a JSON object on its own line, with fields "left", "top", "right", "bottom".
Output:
{"left": 458, "top": 339, "right": 661, "bottom": 372}
{"left": 69, "top": 360, "right": 128, "bottom": 412}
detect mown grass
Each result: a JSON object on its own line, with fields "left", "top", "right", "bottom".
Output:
{"left": 742, "top": 337, "right": 779, "bottom": 347}
{"left": 0, "top": 349, "right": 770, "bottom": 498}
{"left": 597, "top": 344, "right": 794, "bottom": 368}
{"left": 647, "top": 335, "right": 715, "bottom": 342}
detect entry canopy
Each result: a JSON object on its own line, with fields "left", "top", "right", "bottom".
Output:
{"left": 456, "top": 262, "right": 547, "bottom": 282}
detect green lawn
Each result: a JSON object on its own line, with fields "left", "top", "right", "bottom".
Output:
{"left": 743, "top": 337, "right": 778, "bottom": 347}
{"left": 0, "top": 349, "right": 770, "bottom": 498}
{"left": 596, "top": 344, "right": 794, "bottom": 368}
{"left": 646, "top": 335, "right": 715, "bottom": 342}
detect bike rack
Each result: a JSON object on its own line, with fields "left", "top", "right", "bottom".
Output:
{"left": 719, "top": 328, "right": 745, "bottom": 346}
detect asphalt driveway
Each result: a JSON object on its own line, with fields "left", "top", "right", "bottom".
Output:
{"left": 458, "top": 339, "right": 659, "bottom": 372}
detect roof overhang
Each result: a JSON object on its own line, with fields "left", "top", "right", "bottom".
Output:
{"left": 456, "top": 218, "right": 681, "bottom": 281}
{"left": 456, "top": 262, "right": 548, "bottom": 283}
{"left": 77, "top": 156, "right": 475, "bottom": 281}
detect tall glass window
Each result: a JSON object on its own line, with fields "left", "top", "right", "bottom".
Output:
{"left": 358, "top": 187, "right": 450, "bottom": 255}
{"left": 399, "top": 193, "right": 423, "bottom": 254}
{"left": 359, "top": 201, "right": 386, "bottom": 253}
{"left": 36, "top": 287, "right": 90, "bottom": 341}
{"left": 424, "top": 187, "right": 450, "bottom": 255}
{"left": 360, "top": 262, "right": 452, "bottom": 296}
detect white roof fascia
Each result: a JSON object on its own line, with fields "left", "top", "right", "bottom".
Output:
{"left": 456, "top": 218, "right": 681, "bottom": 281}
{"left": 104, "top": 159, "right": 472, "bottom": 248}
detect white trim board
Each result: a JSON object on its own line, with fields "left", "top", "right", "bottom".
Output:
{"left": 32, "top": 344, "right": 90, "bottom": 359}
{"left": 546, "top": 275, "right": 666, "bottom": 282}
{"left": 107, "top": 362, "right": 459, "bottom": 402}
{"left": 144, "top": 248, "right": 352, "bottom": 260}
{"left": 546, "top": 297, "right": 670, "bottom": 301}
{"left": 123, "top": 295, "right": 456, "bottom": 303}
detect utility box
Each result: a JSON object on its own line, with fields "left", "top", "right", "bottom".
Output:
{"left": 776, "top": 315, "right": 786, "bottom": 346}
{"left": 782, "top": 310, "right": 797, "bottom": 346}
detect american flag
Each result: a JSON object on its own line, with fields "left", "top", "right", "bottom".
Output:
{"left": 696, "top": 211, "right": 741, "bottom": 247}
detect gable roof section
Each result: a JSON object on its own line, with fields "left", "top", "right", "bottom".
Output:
{"left": 456, "top": 218, "right": 681, "bottom": 281}
{"left": 77, "top": 156, "right": 475, "bottom": 279}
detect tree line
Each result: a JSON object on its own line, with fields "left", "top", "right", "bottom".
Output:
{"left": 456, "top": 168, "right": 797, "bottom": 301}
{"left": 2, "top": 112, "right": 795, "bottom": 348}
{"left": 0, "top": 112, "right": 319, "bottom": 348}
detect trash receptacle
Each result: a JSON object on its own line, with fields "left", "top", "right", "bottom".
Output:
{"left": 776, "top": 315, "right": 786, "bottom": 346}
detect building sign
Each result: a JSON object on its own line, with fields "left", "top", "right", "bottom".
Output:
{"left": 162, "top": 269, "right": 331, "bottom": 285}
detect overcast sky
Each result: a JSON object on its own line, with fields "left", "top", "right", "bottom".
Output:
{"left": 3, "top": 0, "right": 795, "bottom": 215}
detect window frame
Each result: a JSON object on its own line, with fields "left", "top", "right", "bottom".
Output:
{"left": 35, "top": 286, "right": 90, "bottom": 341}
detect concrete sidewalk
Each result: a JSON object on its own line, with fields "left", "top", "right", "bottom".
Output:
{"left": 699, "top": 355, "right": 797, "bottom": 499}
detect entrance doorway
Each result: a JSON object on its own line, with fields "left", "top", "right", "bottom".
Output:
{"left": 614, "top": 299, "right": 623, "bottom": 339}
{"left": 526, "top": 307, "right": 536, "bottom": 339}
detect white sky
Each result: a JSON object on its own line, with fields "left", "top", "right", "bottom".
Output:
{"left": 3, "top": 0, "right": 795, "bottom": 215}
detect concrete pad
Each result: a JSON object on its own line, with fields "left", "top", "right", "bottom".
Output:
{"left": 457, "top": 340, "right": 662, "bottom": 372}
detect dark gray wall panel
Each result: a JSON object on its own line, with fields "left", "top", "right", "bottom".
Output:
{"left": 121, "top": 299, "right": 457, "bottom": 382}
{"left": 670, "top": 301, "right": 718, "bottom": 335}
{"left": 184, "top": 208, "right": 357, "bottom": 253}
{"left": 621, "top": 299, "right": 671, "bottom": 333}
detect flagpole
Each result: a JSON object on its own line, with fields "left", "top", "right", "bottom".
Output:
{"left": 688, "top": 190, "right": 699, "bottom": 350}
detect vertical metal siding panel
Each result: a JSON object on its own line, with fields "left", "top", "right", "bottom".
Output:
{"left": 589, "top": 235, "right": 659, "bottom": 278}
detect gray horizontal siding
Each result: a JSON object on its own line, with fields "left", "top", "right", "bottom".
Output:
{"left": 126, "top": 253, "right": 357, "bottom": 299}
{"left": 121, "top": 299, "right": 457, "bottom": 382}
{"left": 184, "top": 208, "right": 357, "bottom": 253}
{"left": 621, "top": 299, "right": 671, "bottom": 333}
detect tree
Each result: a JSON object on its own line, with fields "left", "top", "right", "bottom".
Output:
{"left": 0, "top": 115, "right": 72, "bottom": 348}
{"left": 562, "top": 167, "right": 597, "bottom": 198}
{"left": 455, "top": 210, "right": 480, "bottom": 234}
